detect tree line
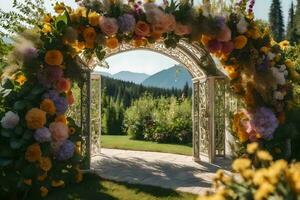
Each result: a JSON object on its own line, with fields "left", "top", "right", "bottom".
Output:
{"left": 100, "top": 76, "right": 192, "bottom": 135}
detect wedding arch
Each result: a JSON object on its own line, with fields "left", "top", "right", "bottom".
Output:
{"left": 0, "top": 0, "right": 298, "bottom": 197}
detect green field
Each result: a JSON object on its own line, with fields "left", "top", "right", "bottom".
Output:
{"left": 101, "top": 135, "right": 193, "bottom": 156}
{"left": 35, "top": 174, "right": 197, "bottom": 200}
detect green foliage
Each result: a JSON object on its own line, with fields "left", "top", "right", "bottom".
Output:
{"left": 124, "top": 95, "right": 192, "bottom": 144}
{"left": 269, "top": 0, "right": 285, "bottom": 42}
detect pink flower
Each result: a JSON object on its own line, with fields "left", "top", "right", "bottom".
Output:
{"left": 67, "top": 91, "right": 75, "bottom": 105}
{"left": 56, "top": 78, "right": 71, "bottom": 93}
{"left": 50, "top": 122, "right": 69, "bottom": 141}
{"left": 207, "top": 39, "right": 222, "bottom": 53}
{"left": 222, "top": 41, "right": 234, "bottom": 54}
{"left": 99, "top": 16, "right": 119, "bottom": 36}
{"left": 152, "top": 14, "right": 176, "bottom": 33}
{"left": 174, "top": 23, "right": 191, "bottom": 36}
{"left": 135, "top": 21, "right": 151, "bottom": 37}
{"left": 217, "top": 25, "right": 231, "bottom": 42}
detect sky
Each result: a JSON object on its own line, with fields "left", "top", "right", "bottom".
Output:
{"left": 0, "top": 0, "right": 295, "bottom": 75}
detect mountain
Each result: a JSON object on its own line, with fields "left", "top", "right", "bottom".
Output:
{"left": 142, "top": 65, "right": 192, "bottom": 89}
{"left": 112, "top": 71, "right": 149, "bottom": 84}
{"left": 98, "top": 71, "right": 112, "bottom": 77}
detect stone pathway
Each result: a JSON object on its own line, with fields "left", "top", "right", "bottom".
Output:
{"left": 91, "top": 148, "right": 231, "bottom": 195}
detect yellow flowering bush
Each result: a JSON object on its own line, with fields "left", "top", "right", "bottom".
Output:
{"left": 199, "top": 143, "right": 300, "bottom": 200}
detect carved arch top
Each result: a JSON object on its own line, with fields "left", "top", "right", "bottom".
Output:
{"left": 96, "top": 40, "right": 225, "bottom": 79}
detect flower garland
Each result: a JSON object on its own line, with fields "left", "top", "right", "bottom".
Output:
{"left": 1, "top": 0, "right": 300, "bottom": 197}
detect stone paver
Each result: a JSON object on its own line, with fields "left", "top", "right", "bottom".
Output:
{"left": 91, "top": 148, "right": 231, "bottom": 195}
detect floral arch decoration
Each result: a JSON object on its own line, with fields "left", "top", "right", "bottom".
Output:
{"left": 1, "top": 0, "right": 299, "bottom": 197}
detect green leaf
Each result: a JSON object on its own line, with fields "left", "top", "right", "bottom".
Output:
{"left": 2, "top": 79, "right": 14, "bottom": 89}
{"left": 1, "top": 129, "right": 12, "bottom": 137}
{"left": 14, "top": 126, "right": 23, "bottom": 136}
{"left": 22, "top": 130, "right": 32, "bottom": 140}
{"left": 13, "top": 100, "right": 27, "bottom": 111}
{"left": 55, "top": 12, "right": 68, "bottom": 31}
{"left": 0, "top": 158, "right": 13, "bottom": 167}
{"left": 10, "top": 139, "right": 22, "bottom": 149}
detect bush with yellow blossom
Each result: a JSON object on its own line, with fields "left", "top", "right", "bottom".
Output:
{"left": 198, "top": 143, "right": 300, "bottom": 200}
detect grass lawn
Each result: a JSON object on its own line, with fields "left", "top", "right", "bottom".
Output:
{"left": 34, "top": 173, "right": 197, "bottom": 200}
{"left": 101, "top": 135, "right": 192, "bottom": 156}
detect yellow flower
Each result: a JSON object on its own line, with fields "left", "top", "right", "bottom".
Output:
{"left": 254, "top": 183, "right": 275, "bottom": 200}
{"left": 44, "top": 50, "right": 64, "bottom": 66}
{"left": 54, "top": 2, "right": 65, "bottom": 14}
{"left": 83, "top": 27, "right": 96, "bottom": 49}
{"left": 24, "top": 179, "right": 32, "bottom": 186}
{"left": 55, "top": 115, "right": 68, "bottom": 125}
{"left": 25, "top": 143, "right": 42, "bottom": 163}
{"left": 257, "top": 150, "right": 273, "bottom": 161}
{"left": 43, "top": 14, "right": 52, "bottom": 23}
{"left": 42, "top": 23, "right": 52, "bottom": 34}
{"left": 285, "top": 59, "right": 295, "bottom": 68}
{"left": 51, "top": 180, "right": 65, "bottom": 187}
{"left": 133, "top": 38, "right": 147, "bottom": 47}
{"left": 75, "top": 141, "right": 82, "bottom": 154}
{"left": 260, "top": 46, "right": 270, "bottom": 54}
{"left": 40, "top": 186, "right": 49, "bottom": 197}
{"left": 279, "top": 40, "right": 289, "bottom": 50}
{"left": 232, "top": 158, "right": 251, "bottom": 172}
{"left": 69, "top": 127, "right": 76, "bottom": 135}
{"left": 106, "top": 37, "right": 119, "bottom": 49}
{"left": 247, "top": 142, "right": 258, "bottom": 154}
{"left": 234, "top": 35, "right": 248, "bottom": 49}
{"left": 40, "top": 99, "right": 56, "bottom": 115}
{"left": 15, "top": 74, "right": 27, "bottom": 86}
{"left": 25, "top": 108, "right": 46, "bottom": 130}
{"left": 253, "top": 168, "right": 269, "bottom": 185}
{"left": 241, "top": 169, "right": 254, "bottom": 180}
{"left": 39, "top": 157, "right": 52, "bottom": 172}
{"left": 232, "top": 112, "right": 250, "bottom": 143}
{"left": 88, "top": 11, "right": 100, "bottom": 26}
{"left": 38, "top": 173, "right": 47, "bottom": 181}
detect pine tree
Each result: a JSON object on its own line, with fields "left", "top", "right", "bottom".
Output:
{"left": 286, "top": 2, "right": 295, "bottom": 40}
{"left": 293, "top": 0, "right": 300, "bottom": 43}
{"left": 269, "top": 0, "right": 285, "bottom": 42}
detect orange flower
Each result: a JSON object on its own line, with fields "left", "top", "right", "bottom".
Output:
{"left": 151, "top": 32, "right": 162, "bottom": 40}
{"left": 39, "top": 157, "right": 52, "bottom": 172}
{"left": 106, "top": 37, "right": 119, "bottom": 49}
{"left": 56, "top": 78, "right": 71, "bottom": 93}
{"left": 38, "top": 173, "right": 47, "bottom": 181}
{"left": 83, "top": 27, "right": 96, "bottom": 42}
{"left": 25, "top": 108, "right": 46, "bottom": 129}
{"left": 234, "top": 35, "right": 248, "bottom": 49}
{"left": 40, "top": 99, "right": 56, "bottom": 115}
{"left": 55, "top": 115, "right": 68, "bottom": 125}
{"left": 135, "top": 21, "right": 151, "bottom": 37}
{"left": 133, "top": 38, "right": 147, "bottom": 47}
{"left": 201, "top": 35, "right": 211, "bottom": 46}
{"left": 51, "top": 180, "right": 65, "bottom": 187}
{"left": 45, "top": 50, "right": 63, "bottom": 66}
{"left": 54, "top": 2, "right": 65, "bottom": 14}
{"left": 88, "top": 11, "right": 100, "bottom": 26}
{"left": 15, "top": 74, "right": 27, "bottom": 86}
{"left": 24, "top": 179, "right": 32, "bottom": 186}
{"left": 42, "top": 23, "right": 52, "bottom": 34}
{"left": 40, "top": 186, "right": 49, "bottom": 197}
{"left": 25, "top": 143, "right": 42, "bottom": 163}
{"left": 69, "top": 127, "right": 76, "bottom": 135}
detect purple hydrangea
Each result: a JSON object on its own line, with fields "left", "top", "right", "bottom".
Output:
{"left": 34, "top": 127, "right": 52, "bottom": 143}
{"left": 251, "top": 107, "right": 278, "bottom": 140}
{"left": 43, "top": 90, "right": 68, "bottom": 114}
{"left": 118, "top": 14, "right": 136, "bottom": 33}
{"left": 38, "top": 66, "right": 63, "bottom": 88}
{"left": 56, "top": 140, "right": 75, "bottom": 161}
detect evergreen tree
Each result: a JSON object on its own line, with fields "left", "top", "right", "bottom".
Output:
{"left": 293, "top": 0, "right": 300, "bottom": 43}
{"left": 269, "top": 0, "right": 285, "bottom": 42}
{"left": 286, "top": 2, "right": 295, "bottom": 42}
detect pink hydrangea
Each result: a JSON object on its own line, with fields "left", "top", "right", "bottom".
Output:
{"left": 99, "top": 16, "right": 119, "bottom": 36}
{"left": 49, "top": 122, "right": 69, "bottom": 141}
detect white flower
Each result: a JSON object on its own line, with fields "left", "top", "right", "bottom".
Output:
{"left": 274, "top": 91, "right": 285, "bottom": 100}
{"left": 1, "top": 111, "right": 20, "bottom": 129}
{"left": 267, "top": 52, "right": 276, "bottom": 60}
{"left": 271, "top": 67, "right": 286, "bottom": 85}
{"left": 237, "top": 17, "right": 248, "bottom": 34}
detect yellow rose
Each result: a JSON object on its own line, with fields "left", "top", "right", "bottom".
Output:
{"left": 234, "top": 35, "right": 248, "bottom": 49}
{"left": 88, "top": 11, "right": 100, "bottom": 26}
{"left": 24, "top": 179, "right": 32, "bottom": 186}
{"left": 51, "top": 180, "right": 65, "bottom": 187}
{"left": 25, "top": 143, "right": 42, "bottom": 163}
{"left": 39, "top": 157, "right": 52, "bottom": 172}
{"left": 45, "top": 50, "right": 63, "bottom": 66}
{"left": 40, "top": 186, "right": 49, "bottom": 197}
{"left": 54, "top": 2, "right": 65, "bottom": 14}
{"left": 42, "top": 23, "right": 52, "bottom": 34}
{"left": 106, "top": 37, "right": 119, "bottom": 49}
{"left": 257, "top": 150, "right": 273, "bottom": 161}
{"left": 55, "top": 115, "right": 68, "bottom": 125}
{"left": 40, "top": 99, "right": 56, "bottom": 115}
{"left": 25, "top": 108, "right": 46, "bottom": 130}
{"left": 247, "top": 142, "right": 259, "bottom": 154}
